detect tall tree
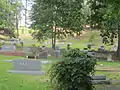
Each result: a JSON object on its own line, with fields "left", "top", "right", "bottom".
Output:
{"left": 0, "top": 0, "right": 22, "bottom": 38}
{"left": 31, "top": 0, "right": 85, "bottom": 49}
{"left": 88, "top": 0, "right": 120, "bottom": 59}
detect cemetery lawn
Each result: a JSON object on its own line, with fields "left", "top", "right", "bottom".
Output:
{"left": 20, "top": 30, "right": 117, "bottom": 50}
{"left": 0, "top": 55, "right": 51, "bottom": 90}
{"left": 96, "top": 61, "right": 120, "bottom": 80}
{"left": 1, "top": 54, "right": 120, "bottom": 90}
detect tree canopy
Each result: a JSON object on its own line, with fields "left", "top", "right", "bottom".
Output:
{"left": 31, "top": 0, "right": 85, "bottom": 47}
{"left": 0, "top": 0, "right": 22, "bottom": 38}
{"left": 88, "top": 0, "right": 120, "bottom": 58}
{"left": 31, "top": 0, "right": 120, "bottom": 58}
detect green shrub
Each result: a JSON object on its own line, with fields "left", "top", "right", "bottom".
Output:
{"left": 49, "top": 48, "right": 97, "bottom": 90}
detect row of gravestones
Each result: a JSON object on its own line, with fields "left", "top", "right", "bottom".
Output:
{"left": 87, "top": 44, "right": 117, "bottom": 51}
{"left": 1, "top": 44, "right": 112, "bottom": 60}
{"left": 0, "top": 44, "right": 114, "bottom": 60}
{"left": 0, "top": 45, "right": 62, "bottom": 59}
{"left": 24, "top": 47, "right": 63, "bottom": 59}
{"left": 0, "top": 45, "right": 16, "bottom": 52}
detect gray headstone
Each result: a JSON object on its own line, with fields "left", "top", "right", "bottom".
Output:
{"left": 23, "top": 47, "right": 31, "bottom": 53}
{"left": 39, "top": 51, "right": 48, "bottom": 59}
{"left": 54, "top": 50, "right": 60, "bottom": 58}
{"left": 1, "top": 45, "right": 16, "bottom": 51}
{"left": 12, "top": 60, "right": 41, "bottom": 71}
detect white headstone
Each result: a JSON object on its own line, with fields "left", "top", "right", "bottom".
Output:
{"left": 107, "top": 54, "right": 113, "bottom": 61}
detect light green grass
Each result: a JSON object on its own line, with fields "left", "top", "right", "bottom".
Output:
{"left": 17, "top": 30, "right": 117, "bottom": 50}
{"left": 1, "top": 55, "right": 120, "bottom": 90}
{"left": 0, "top": 55, "right": 51, "bottom": 90}
{"left": 3, "top": 29, "right": 119, "bottom": 89}
{"left": 95, "top": 61, "right": 120, "bottom": 80}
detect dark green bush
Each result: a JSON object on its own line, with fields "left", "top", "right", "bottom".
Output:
{"left": 49, "top": 48, "right": 97, "bottom": 90}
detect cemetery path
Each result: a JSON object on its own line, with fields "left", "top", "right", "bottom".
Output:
{"left": 0, "top": 51, "right": 24, "bottom": 56}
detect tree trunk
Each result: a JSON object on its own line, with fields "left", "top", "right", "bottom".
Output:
{"left": 52, "top": 29, "right": 54, "bottom": 48}
{"left": 53, "top": 25, "right": 57, "bottom": 50}
{"left": 52, "top": 24, "right": 57, "bottom": 50}
{"left": 117, "top": 29, "right": 120, "bottom": 59}
{"left": 16, "top": 14, "right": 19, "bottom": 38}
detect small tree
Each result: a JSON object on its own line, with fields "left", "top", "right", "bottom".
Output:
{"left": 49, "top": 48, "right": 97, "bottom": 90}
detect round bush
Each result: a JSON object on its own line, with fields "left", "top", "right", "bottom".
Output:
{"left": 49, "top": 48, "right": 97, "bottom": 90}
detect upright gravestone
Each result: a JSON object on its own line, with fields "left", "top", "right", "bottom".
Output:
{"left": 54, "top": 46, "right": 61, "bottom": 58}
{"left": 107, "top": 54, "right": 113, "bottom": 61}
{"left": 1, "top": 45, "right": 16, "bottom": 52}
{"left": 24, "top": 47, "right": 40, "bottom": 59}
{"left": 100, "top": 46, "right": 105, "bottom": 51}
{"left": 87, "top": 44, "right": 91, "bottom": 49}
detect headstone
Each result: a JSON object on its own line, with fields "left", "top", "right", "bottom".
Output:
{"left": 54, "top": 50, "right": 60, "bottom": 58}
{"left": 60, "top": 48, "right": 66, "bottom": 54}
{"left": 1, "top": 45, "right": 16, "bottom": 52}
{"left": 19, "top": 39, "right": 24, "bottom": 46}
{"left": 55, "top": 46, "right": 60, "bottom": 50}
{"left": 12, "top": 60, "right": 41, "bottom": 70}
{"left": 41, "top": 46, "right": 46, "bottom": 51}
{"left": 23, "top": 47, "right": 31, "bottom": 53}
{"left": 38, "top": 51, "right": 48, "bottom": 59}
{"left": 100, "top": 46, "right": 105, "bottom": 51}
{"left": 87, "top": 52, "right": 95, "bottom": 56}
{"left": 59, "top": 42, "right": 65, "bottom": 47}
{"left": 67, "top": 42, "right": 72, "bottom": 45}
{"left": 113, "top": 45, "right": 117, "bottom": 51}
{"left": 8, "top": 60, "right": 45, "bottom": 75}
{"left": 91, "top": 46, "right": 97, "bottom": 50}
{"left": 23, "top": 47, "right": 37, "bottom": 58}
{"left": 87, "top": 44, "right": 91, "bottom": 49}
{"left": 83, "top": 48, "right": 88, "bottom": 53}
{"left": 107, "top": 54, "right": 113, "bottom": 61}
{"left": 47, "top": 48, "right": 54, "bottom": 56}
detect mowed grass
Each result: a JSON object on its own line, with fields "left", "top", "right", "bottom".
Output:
{"left": 18, "top": 30, "right": 118, "bottom": 50}
{"left": 95, "top": 61, "right": 120, "bottom": 80}
{"left": 1, "top": 54, "right": 120, "bottom": 90}
{"left": 0, "top": 55, "right": 51, "bottom": 90}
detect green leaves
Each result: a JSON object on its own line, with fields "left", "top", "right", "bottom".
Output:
{"left": 31, "top": 0, "right": 85, "bottom": 42}
{"left": 88, "top": 0, "right": 120, "bottom": 45}
{"left": 49, "top": 49, "right": 97, "bottom": 90}
{"left": 0, "top": 0, "right": 22, "bottom": 29}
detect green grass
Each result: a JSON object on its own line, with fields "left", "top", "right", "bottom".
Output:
{"left": 95, "top": 61, "right": 120, "bottom": 80}
{"left": 97, "top": 61, "right": 120, "bottom": 67}
{"left": 1, "top": 29, "right": 119, "bottom": 89}
{"left": 0, "top": 55, "right": 51, "bottom": 90}
{"left": 1, "top": 55, "right": 120, "bottom": 90}
{"left": 17, "top": 30, "right": 117, "bottom": 50}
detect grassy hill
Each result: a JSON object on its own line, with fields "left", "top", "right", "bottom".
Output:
{"left": 17, "top": 29, "right": 118, "bottom": 50}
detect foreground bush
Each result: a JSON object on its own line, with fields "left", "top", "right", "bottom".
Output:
{"left": 49, "top": 48, "right": 97, "bottom": 90}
